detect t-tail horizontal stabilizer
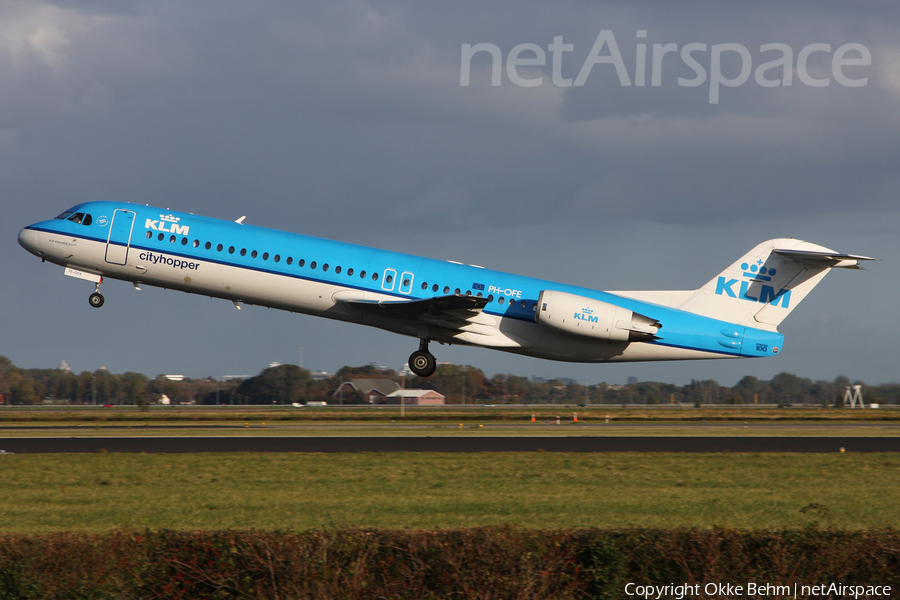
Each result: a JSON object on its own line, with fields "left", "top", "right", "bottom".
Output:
{"left": 771, "top": 249, "right": 876, "bottom": 269}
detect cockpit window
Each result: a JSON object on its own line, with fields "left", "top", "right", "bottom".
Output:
{"left": 63, "top": 212, "right": 92, "bottom": 225}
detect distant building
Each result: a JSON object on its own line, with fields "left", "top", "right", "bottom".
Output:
{"left": 333, "top": 378, "right": 402, "bottom": 404}
{"left": 331, "top": 378, "right": 445, "bottom": 405}
{"left": 385, "top": 389, "right": 445, "bottom": 406}
{"left": 59, "top": 360, "right": 71, "bottom": 372}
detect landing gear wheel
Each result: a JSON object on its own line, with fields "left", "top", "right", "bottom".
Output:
{"left": 88, "top": 292, "right": 105, "bottom": 308}
{"left": 409, "top": 350, "right": 436, "bottom": 377}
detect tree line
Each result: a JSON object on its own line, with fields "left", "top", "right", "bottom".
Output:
{"left": 0, "top": 355, "right": 895, "bottom": 407}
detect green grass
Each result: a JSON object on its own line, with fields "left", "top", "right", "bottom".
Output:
{"left": 2, "top": 406, "right": 899, "bottom": 423}
{"left": 0, "top": 452, "right": 897, "bottom": 533}
{"left": 1, "top": 420, "right": 898, "bottom": 436}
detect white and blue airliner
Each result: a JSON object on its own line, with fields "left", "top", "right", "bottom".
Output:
{"left": 18, "top": 202, "right": 874, "bottom": 377}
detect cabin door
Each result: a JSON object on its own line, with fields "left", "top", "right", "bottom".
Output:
{"left": 105, "top": 209, "right": 135, "bottom": 265}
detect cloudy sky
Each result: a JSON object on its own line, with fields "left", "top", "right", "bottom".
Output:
{"left": 2, "top": 1, "right": 897, "bottom": 386}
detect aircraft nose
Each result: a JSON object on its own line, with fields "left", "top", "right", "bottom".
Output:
{"left": 17, "top": 227, "right": 44, "bottom": 257}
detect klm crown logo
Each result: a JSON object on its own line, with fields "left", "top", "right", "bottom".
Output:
{"left": 741, "top": 261, "right": 775, "bottom": 281}
{"left": 715, "top": 259, "right": 791, "bottom": 308}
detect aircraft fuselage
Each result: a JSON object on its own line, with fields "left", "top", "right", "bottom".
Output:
{"left": 18, "top": 201, "right": 813, "bottom": 376}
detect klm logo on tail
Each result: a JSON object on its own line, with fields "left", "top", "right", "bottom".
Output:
{"left": 715, "top": 261, "right": 791, "bottom": 308}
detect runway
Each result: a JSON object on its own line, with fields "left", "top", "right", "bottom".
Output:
{"left": 1, "top": 436, "right": 898, "bottom": 453}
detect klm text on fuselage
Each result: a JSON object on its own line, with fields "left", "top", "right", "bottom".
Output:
{"left": 715, "top": 277, "right": 791, "bottom": 308}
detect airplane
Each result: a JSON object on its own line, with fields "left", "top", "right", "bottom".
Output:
{"left": 18, "top": 201, "right": 875, "bottom": 377}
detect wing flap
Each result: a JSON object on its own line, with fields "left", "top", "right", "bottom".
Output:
{"left": 336, "top": 293, "right": 528, "bottom": 348}
{"left": 340, "top": 294, "right": 489, "bottom": 321}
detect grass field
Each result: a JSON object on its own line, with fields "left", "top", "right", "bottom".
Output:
{"left": 0, "top": 452, "right": 897, "bottom": 533}
{"left": 1, "top": 406, "right": 899, "bottom": 437}
{"left": 2, "top": 406, "right": 898, "bottom": 423}
{"left": 1, "top": 421, "right": 899, "bottom": 437}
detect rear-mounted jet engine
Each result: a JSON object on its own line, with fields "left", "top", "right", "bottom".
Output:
{"left": 536, "top": 290, "right": 661, "bottom": 342}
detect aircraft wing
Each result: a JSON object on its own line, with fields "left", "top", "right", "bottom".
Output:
{"left": 336, "top": 293, "right": 528, "bottom": 348}
{"left": 342, "top": 294, "right": 489, "bottom": 320}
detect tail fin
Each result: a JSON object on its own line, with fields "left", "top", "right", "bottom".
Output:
{"left": 677, "top": 239, "right": 875, "bottom": 329}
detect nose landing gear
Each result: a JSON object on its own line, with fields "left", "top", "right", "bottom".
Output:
{"left": 88, "top": 281, "right": 105, "bottom": 308}
{"left": 408, "top": 339, "right": 436, "bottom": 378}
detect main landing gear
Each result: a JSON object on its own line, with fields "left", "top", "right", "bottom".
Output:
{"left": 408, "top": 339, "right": 437, "bottom": 378}
{"left": 88, "top": 281, "right": 104, "bottom": 308}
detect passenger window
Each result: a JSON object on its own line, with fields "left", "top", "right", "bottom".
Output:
{"left": 385, "top": 274, "right": 392, "bottom": 283}
{"left": 311, "top": 261, "right": 317, "bottom": 269}
{"left": 159, "top": 233, "right": 165, "bottom": 241}
{"left": 286, "top": 257, "right": 293, "bottom": 265}
{"left": 499, "top": 297, "right": 505, "bottom": 305}
{"left": 240, "top": 248, "right": 247, "bottom": 256}
{"left": 170, "top": 235, "right": 177, "bottom": 243}
{"left": 372, "top": 272, "right": 378, "bottom": 281}
{"left": 146, "top": 231, "right": 152, "bottom": 239}
{"left": 360, "top": 271, "right": 366, "bottom": 278}
{"left": 228, "top": 246, "right": 235, "bottom": 254}
{"left": 323, "top": 264, "right": 329, "bottom": 272}
{"left": 335, "top": 266, "right": 341, "bottom": 274}
{"left": 432, "top": 284, "right": 438, "bottom": 292}
{"left": 443, "top": 286, "right": 449, "bottom": 294}
{"left": 487, "top": 295, "right": 493, "bottom": 302}
{"left": 193, "top": 240, "right": 199, "bottom": 248}
{"left": 262, "top": 252, "right": 269, "bottom": 260}
{"left": 274, "top": 255, "right": 280, "bottom": 263}
{"left": 181, "top": 238, "right": 188, "bottom": 245}
{"left": 347, "top": 268, "right": 353, "bottom": 276}
{"left": 217, "top": 244, "right": 223, "bottom": 252}
{"left": 421, "top": 282, "right": 428, "bottom": 290}
{"left": 299, "top": 259, "right": 305, "bottom": 267}
{"left": 205, "top": 242, "right": 211, "bottom": 249}
{"left": 520, "top": 300, "right": 526, "bottom": 308}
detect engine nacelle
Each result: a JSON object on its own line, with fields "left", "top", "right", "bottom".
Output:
{"left": 535, "top": 290, "right": 661, "bottom": 342}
